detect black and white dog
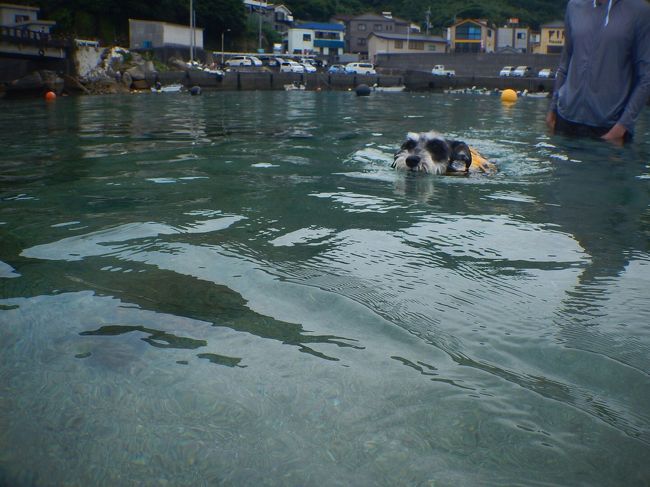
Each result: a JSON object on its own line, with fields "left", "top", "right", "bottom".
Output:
{"left": 391, "top": 131, "right": 473, "bottom": 175}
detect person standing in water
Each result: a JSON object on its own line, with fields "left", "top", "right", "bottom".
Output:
{"left": 546, "top": 0, "right": 650, "bottom": 143}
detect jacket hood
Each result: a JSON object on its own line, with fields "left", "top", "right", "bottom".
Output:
{"left": 593, "top": 0, "right": 621, "bottom": 26}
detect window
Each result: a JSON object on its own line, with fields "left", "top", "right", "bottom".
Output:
{"left": 408, "top": 40, "right": 424, "bottom": 50}
{"left": 456, "top": 23, "right": 482, "bottom": 41}
{"left": 427, "top": 44, "right": 437, "bottom": 51}
{"left": 455, "top": 42, "right": 481, "bottom": 53}
{"left": 517, "top": 32, "right": 526, "bottom": 39}
{"left": 303, "top": 33, "right": 311, "bottom": 42}
{"left": 14, "top": 14, "right": 29, "bottom": 23}
{"left": 358, "top": 23, "right": 366, "bottom": 31}
{"left": 374, "top": 24, "right": 383, "bottom": 31}
{"left": 357, "top": 38, "right": 366, "bottom": 46}
{"left": 387, "top": 25, "right": 393, "bottom": 31}
{"left": 395, "top": 40, "right": 403, "bottom": 49}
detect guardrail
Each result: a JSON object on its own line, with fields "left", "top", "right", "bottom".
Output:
{"left": 0, "top": 26, "right": 66, "bottom": 48}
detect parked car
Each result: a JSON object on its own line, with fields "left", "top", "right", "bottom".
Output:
{"left": 344, "top": 62, "right": 376, "bottom": 75}
{"left": 280, "top": 61, "right": 305, "bottom": 73}
{"left": 301, "top": 63, "right": 317, "bottom": 73}
{"left": 499, "top": 66, "right": 516, "bottom": 77}
{"left": 431, "top": 65, "right": 456, "bottom": 76}
{"left": 225, "top": 56, "right": 253, "bottom": 67}
{"left": 328, "top": 64, "right": 345, "bottom": 74}
{"left": 538, "top": 68, "right": 556, "bottom": 78}
{"left": 258, "top": 56, "right": 281, "bottom": 67}
{"left": 512, "top": 65, "right": 534, "bottom": 77}
{"left": 248, "top": 56, "right": 263, "bottom": 67}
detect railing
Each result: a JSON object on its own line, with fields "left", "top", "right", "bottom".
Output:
{"left": 0, "top": 26, "right": 66, "bottom": 47}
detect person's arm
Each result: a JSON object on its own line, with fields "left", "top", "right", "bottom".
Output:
{"left": 547, "top": 8, "right": 573, "bottom": 129}
{"left": 603, "top": 5, "right": 650, "bottom": 141}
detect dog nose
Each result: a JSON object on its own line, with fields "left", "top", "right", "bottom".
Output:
{"left": 406, "top": 155, "right": 420, "bottom": 168}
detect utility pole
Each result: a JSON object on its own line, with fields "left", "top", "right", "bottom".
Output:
{"left": 425, "top": 8, "right": 431, "bottom": 35}
{"left": 189, "top": 0, "right": 194, "bottom": 62}
{"left": 258, "top": 1, "right": 264, "bottom": 52}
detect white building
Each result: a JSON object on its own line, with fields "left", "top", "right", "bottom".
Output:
{"left": 0, "top": 3, "right": 63, "bottom": 60}
{"left": 129, "top": 19, "right": 203, "bottom": 51}
{"left": 286, "top": 22, "right": 344, "bottom": 57}
{"left": 0, "top": 3, "right": 56, "bottom": 33}
{"left": 368, "top": 32, "right": 448, "bottom": 64}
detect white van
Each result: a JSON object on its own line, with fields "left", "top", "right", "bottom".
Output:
{"left": 344, "top": 62, "right": 376, "bottom": 75}
{"left": 225, "top": 56, "right": 262, "bottom": 67}
{"left": 280, "top": 61, "right": 305, "bottom": 73}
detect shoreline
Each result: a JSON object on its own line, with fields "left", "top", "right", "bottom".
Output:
{"left": 1, "top": 69, "right": 557, "bottom": 99}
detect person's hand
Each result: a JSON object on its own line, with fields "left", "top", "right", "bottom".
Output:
{"left": 546, "top": 111, "right": 556, "bottom": 131}
{"left": 602, "top": 123, "right": 627, "bottom": 145}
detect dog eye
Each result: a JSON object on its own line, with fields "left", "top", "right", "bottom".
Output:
{"left": 425, "top": 139, "right": 450, "bottom": 160}
{"left": 401, "top": 139, "right": 416, "bottom": 150}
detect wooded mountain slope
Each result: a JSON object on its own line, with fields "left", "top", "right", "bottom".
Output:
{"left": 13, "top": 0, "right": 569, "bottom": 48}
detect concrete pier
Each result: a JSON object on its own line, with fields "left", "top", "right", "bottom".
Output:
{"left": 176, "top": 69, "right": 553, "bottom": 93}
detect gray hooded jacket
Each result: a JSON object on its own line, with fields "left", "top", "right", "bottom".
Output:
{"left": 549, "top": 0, "right": 650, "bottom": 134}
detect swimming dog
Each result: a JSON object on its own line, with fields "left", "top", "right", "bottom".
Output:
{"left": 392, "top": 131, "right": 496, "bottom": 175}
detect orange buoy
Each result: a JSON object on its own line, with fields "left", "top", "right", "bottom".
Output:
{"left": 500, "top": 89, "right": 517, "bottom": 103}
{"left": 45, "top": 91, "right": 56, "bottom": 101}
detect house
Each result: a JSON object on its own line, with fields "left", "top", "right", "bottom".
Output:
{"left": 0, "top": 3, "right": 64, "bottom": 62}
{"left": 448, "top": 19, "right": 495, "bottom": 53}
{"left": 341, "top": 12, "right": 410, "bottom": 58}
{"left": 368, "top": 32, "right": 447, "bottom": 64}
{"left": 0, "top": 3, "right": 55, "bottom": 34}
{"left": 243, "top": 0, "right": 293, "bottom": 34}
{"left": 129, "top": 19, "right": 203, "bottom": 51}
{"left": 496, "top": 26, "right": 531, "bottom": 53}
{"left": 534, "top": 21, "right": 564, "bottom": 54}
{"left": 286, "top": 22, "right": 344, "bottom": 57}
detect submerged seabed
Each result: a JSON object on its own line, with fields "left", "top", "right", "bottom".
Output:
{"left": 1, "top": 91, "right": 649, "bottom": 486}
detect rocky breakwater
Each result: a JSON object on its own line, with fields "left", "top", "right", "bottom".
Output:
{"left": 73, "top": 47, "right": 160, "bottom": 95}
{"left": 3, "top": 69, "right": 64, "bottom": 98}
{"left": 2, "top": 46, "right": 192, "bottom": 98}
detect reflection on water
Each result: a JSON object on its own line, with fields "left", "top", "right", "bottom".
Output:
{"left": 1, "top": 92, "right": 649, "bottom": 486}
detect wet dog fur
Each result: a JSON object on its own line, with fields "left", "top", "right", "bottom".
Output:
{"left": 392, "top": 131, "right": 473, "bottom": 175}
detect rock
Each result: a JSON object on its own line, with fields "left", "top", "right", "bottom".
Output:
{"left": 39, "top": 70, "right": 64, "bottom": 93}
{"left": 10, "top": 71, "right": 43, "bottom": 91}
{"left": 126, "top": 64, "right": 145, "bottom": 81}
{"left": 63, "top": 75, "right": 91, "bottom": 95}
{"left": 169, "top": 57, "right": 189, "bottom": 71}
{"left": 143, "top": 60, "right": 157, "bottom": 75}
{"left": 121, "top": 71, "right": 133, "bottom": 88}
{"left": 131, "top": 79, "right": 149, "bottom": 90}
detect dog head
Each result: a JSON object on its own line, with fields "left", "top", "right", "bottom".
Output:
{"left": 392, "top": 132, "right": 472, "bottom": 175}
{"left": 392, "top": 131, "right": 451, "bottom": 175}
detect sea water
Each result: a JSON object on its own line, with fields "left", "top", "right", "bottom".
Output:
{"left": 1, "top": 91, "right": 649, "bottom": 486}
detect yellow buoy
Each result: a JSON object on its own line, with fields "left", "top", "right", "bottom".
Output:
{"left": 45, "top": 91, "right": 57, "bottom": 101}
{"left": 501, "top": 89, "right": 517, "bottom": 103}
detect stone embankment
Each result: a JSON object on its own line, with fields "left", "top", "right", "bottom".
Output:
{"left": 1, "top": 43, "right": 556, "bottom": 98}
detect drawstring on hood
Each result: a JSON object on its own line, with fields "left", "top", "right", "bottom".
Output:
{"left": 593, "top": 0, "right": 613, "bottom": 26}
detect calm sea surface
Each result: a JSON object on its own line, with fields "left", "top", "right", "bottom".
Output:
{"left": 1, "top": 90, "right": 649, "bottom": 486}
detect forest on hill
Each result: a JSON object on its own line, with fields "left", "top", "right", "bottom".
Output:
{"left": 14, "top": 0, "right": 568, "bottom": 49}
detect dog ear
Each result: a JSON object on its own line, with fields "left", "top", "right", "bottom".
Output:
{"left": 450, "top": 141, "right": 472, "bottom": 171}
{"left": 425, "top": 138, "right": 451, "bottom": 162}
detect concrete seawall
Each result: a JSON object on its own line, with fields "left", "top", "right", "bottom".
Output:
{"left": 174, "top": 70, "right": 555, "bottom": 93}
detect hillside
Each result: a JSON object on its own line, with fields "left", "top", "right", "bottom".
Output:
{"left": 285, "top": 0, "right": 568, "bottom": 31}
{"left": 15, "top": 0, "right": 568, "bottom": 49}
